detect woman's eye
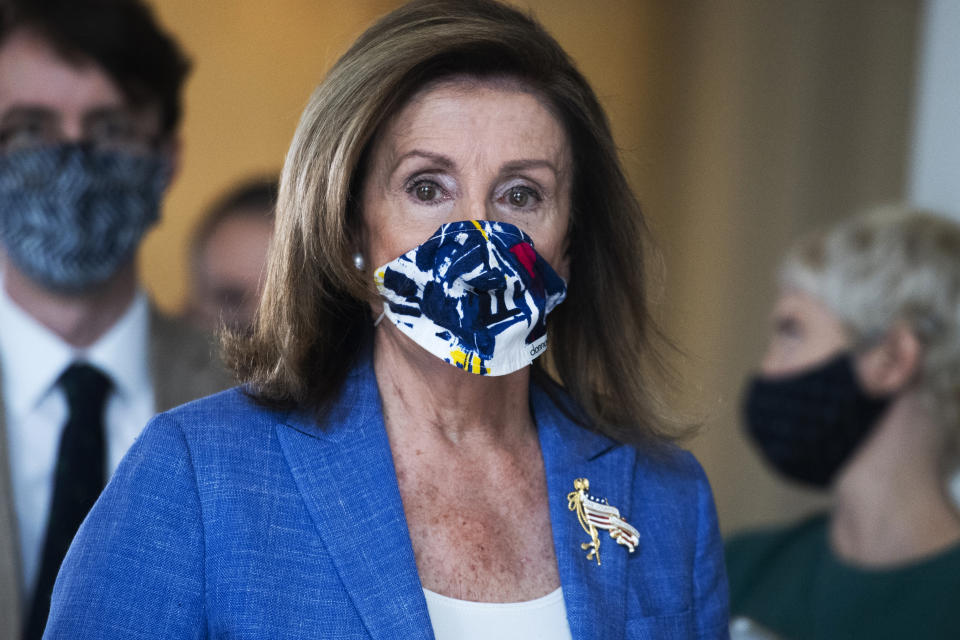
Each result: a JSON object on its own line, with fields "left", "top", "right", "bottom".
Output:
{"left": 415, "top": 183, "right": 438, "bottom": 202}
{"left": 406, "top": 179, "right": 446, "bottom": 204}
{"left": 509, "top": 188, "right": 529, "bottom": 207}
{"left": 504, "top": 185, "right": 541, "bottom": 209}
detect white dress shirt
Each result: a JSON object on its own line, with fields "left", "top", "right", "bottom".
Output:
{"left": 0, "top": 283, "right": 155, "bottom": 596}
{"left": 423, "top": 587, "right": 573, "bottom": 640}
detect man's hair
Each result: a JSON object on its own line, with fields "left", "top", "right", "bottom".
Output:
{"left": 191, "top": 176, "right": 278, "bottom": 262}
{"left": 226, "top": 0, "right": 682, "bottom": 446}
{"left": 0, "top": 0, "right": 191, "bottom": 136}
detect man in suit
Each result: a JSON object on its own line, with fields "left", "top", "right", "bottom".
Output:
{"left": 0, "top": 1, "right": 230, "bottom": 637}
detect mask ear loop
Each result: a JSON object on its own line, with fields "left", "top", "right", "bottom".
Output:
{"left": 374, "top": 311, "right": 385, "bottom": 327}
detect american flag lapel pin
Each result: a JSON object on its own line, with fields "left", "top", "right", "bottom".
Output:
{"left": 566, "top": 477, "right": 639, "bottom": 566}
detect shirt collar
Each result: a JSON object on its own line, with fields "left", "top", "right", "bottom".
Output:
{"left": 0, "top": 279, "right": 151, "bottom": 418}
{"left": 0, "top": 284, "right": 70, "bottom": 419}
{"left": 84, "top": 292, "right": 151, "bottom": 405}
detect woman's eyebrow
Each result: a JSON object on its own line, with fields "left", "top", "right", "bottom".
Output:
{"left": 500, "top": 158, "right": 560, "bottom": 176}
{"left": 390, "top": 149, "right": 456, "bottom": 177}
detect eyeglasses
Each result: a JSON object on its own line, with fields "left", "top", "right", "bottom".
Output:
{"left": 0, "top": 107, "right": 160, "bottom": 154}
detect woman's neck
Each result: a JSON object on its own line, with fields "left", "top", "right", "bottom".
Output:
{"left": 830, "top": 391, "right": 960, "bottom": 568}
{"left": 372, "top": 323, "right": 536, "bottom": 448}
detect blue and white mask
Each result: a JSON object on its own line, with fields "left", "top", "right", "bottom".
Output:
{"left": 0, "top": 144, "right": 170, "bottom": 292}
{"left": 375, "top": 220, "right": 567, "bottom": 376}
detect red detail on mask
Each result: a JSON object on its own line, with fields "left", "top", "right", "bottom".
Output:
{"left": 509, "top": 242, "right": 538, "bottom": 279}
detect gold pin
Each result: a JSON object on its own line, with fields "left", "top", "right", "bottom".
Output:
{"left": 567, "top": 478, "right": 640, "bottom": 565}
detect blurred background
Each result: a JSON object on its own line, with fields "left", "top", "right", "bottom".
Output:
{"left": 140, "top": 0, "right": 959, "bottom": 534}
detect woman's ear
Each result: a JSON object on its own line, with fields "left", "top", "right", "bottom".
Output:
{"left": 856, "top": 323, "right": 922, "bottom": 395}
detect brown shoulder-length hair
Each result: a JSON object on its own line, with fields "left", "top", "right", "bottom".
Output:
{"left": 226, "top": 0, "right": 685, "bottom": 446}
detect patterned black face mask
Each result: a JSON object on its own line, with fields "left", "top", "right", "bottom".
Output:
{"left": 0, "top": 143, "right": 169, "bottom": 293}
{"left": 742, "top": 352, "right": 892, "bottom": 488}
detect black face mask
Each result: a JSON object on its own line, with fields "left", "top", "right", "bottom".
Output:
{"left": 742, "top": 353, "right": 892, "bottom": 488}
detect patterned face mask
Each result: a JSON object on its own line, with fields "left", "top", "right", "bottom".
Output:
{"left": 0, "top": 144, "right": 170, "bottom": 292}
{"left": 375, "top": 220, "right": 567, "bottom": 376}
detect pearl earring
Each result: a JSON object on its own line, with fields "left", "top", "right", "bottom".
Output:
{"left": 353, "top": 252, "right": 365, "bottom": 270}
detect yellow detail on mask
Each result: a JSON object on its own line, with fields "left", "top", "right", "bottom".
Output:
{"left": 470, "top": 219, "right": 489, "bottom": 241}
{"left": 450, "top": 348, "right": 489, "bottom": 375}
{"left": 374, "top": 268, "right": 385, "bottom": 286}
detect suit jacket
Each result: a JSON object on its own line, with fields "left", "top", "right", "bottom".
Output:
{"left": 0, "top": 309, "right": 231, "bottom": 638}
{"left": 44, "top": 354, "right": 729, "bottom": 639}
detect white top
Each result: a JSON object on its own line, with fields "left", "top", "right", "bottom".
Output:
{"left": 0, "top": 282, "right": 155, "bottom": 596}
{"left": 423, "top": 587, "right": 573, "bottom": 640}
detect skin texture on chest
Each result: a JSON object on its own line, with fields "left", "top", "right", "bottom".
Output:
{"left": 392, "top": 431, "right": 561, "bottom": 603}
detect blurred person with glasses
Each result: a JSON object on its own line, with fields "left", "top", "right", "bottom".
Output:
{"left": 0, "top": 1, "right": 229, "bottom": 638}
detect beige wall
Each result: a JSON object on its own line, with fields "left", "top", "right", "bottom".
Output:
{"left": 645, "top": 0, "right": 919, "bottom": 533}
{"left": 141, "top": 0, "right": 920, "bottom": 533}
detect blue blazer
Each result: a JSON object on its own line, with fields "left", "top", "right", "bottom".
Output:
{"left": 45, "top": 356, "right": 729, "bottom": 639}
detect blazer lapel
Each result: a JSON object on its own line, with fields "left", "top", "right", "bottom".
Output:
{"left": 0, "top": 360, "right": 23, "bottom": 639}
{"left": 534, "top": 384, "right": 633, "bottom": 640}
{"left": 276, "top": 359, "right": 432, "bottom": 640}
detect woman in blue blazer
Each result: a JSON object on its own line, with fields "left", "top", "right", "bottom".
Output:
{"left": 46, "top": 1, "right": 729, "bottom": 638}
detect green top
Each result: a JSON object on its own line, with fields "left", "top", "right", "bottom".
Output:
{"left": 725, "top": 514, "right": 960, "bottom": 640}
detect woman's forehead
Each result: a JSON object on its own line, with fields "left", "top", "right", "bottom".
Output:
{"left": 371, "top": 78, "right": 571, "bottom": 174}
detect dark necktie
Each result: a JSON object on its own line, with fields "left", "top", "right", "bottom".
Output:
{"left": 24, "top": 363, "right": 111, "bottom": 640}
